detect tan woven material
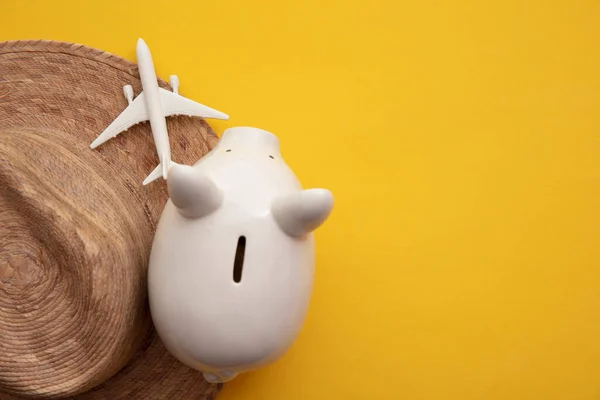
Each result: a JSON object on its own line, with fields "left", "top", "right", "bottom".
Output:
{"left": 0, "top": 40, "right": 221, "bottom": 399}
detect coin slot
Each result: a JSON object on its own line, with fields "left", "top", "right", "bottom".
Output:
{"left": 233, "top": 236, "right": 246, "bottom": 283}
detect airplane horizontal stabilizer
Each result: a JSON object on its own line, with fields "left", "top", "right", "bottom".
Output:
{"left": 143, "top": 163, "right": 163, "bottom": 185}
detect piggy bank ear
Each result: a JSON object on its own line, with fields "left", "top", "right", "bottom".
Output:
{"left": 272, "top": 189, "right": 334, "bottom": 238}
{"left": 167, "top": 164, "right": 223, "bottom": 219}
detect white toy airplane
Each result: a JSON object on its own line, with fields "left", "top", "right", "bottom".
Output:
{"left": 90, "top": 38, "right": 229, "bottom": 185}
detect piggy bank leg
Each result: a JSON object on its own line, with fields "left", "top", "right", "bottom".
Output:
{"left": 203, "top": 370, "right": 239, "bottom": 383}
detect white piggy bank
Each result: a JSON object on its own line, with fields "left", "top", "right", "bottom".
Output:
{"left": 147, "top": 126, "right": 334, "bottom": 383}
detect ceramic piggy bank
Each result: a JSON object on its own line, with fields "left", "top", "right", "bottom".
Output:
{"left": 90, "top": 39, "right": 333, "bottom": 383}
{"left": 147, "top": 127, "right": 334, "bottom": 382}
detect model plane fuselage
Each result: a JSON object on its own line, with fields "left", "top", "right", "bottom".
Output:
{"left": 90, "top": 38, "right": 228, "bottom": 184}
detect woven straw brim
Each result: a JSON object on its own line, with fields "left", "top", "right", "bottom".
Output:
{"left": 0, "top": 40, "right": 221, "bottom": 399}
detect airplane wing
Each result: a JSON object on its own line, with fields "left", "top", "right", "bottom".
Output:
{"left": 90, "top": 87, "right": 227, "bottom": 152}
{"left": 159, "top": 88, "right": 229, "bottom": 120}
{"left": 90, "top": 93, "right": 149, "bottom": 149}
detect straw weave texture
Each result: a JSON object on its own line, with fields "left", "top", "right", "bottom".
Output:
{"left": 0, "top": 40, "right": 222, "bottom": 399}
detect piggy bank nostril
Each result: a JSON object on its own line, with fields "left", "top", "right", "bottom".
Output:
{"left": 233, "top": 236, "right": 246, "bottom": 283}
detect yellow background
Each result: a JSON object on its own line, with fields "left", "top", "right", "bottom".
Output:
{"left": 3, "top": 0, "right": 600, "bottom": 399}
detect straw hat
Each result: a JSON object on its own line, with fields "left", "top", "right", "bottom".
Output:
{"left": 0, "top": 40, "right": 222, "bottom": 399}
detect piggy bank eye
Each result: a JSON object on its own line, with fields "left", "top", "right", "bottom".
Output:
{"left": 226, "top": 149, "right": 232, "bottom": 152}
{"left": 269, "top": 155, "right": 274, "bottom": 159}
